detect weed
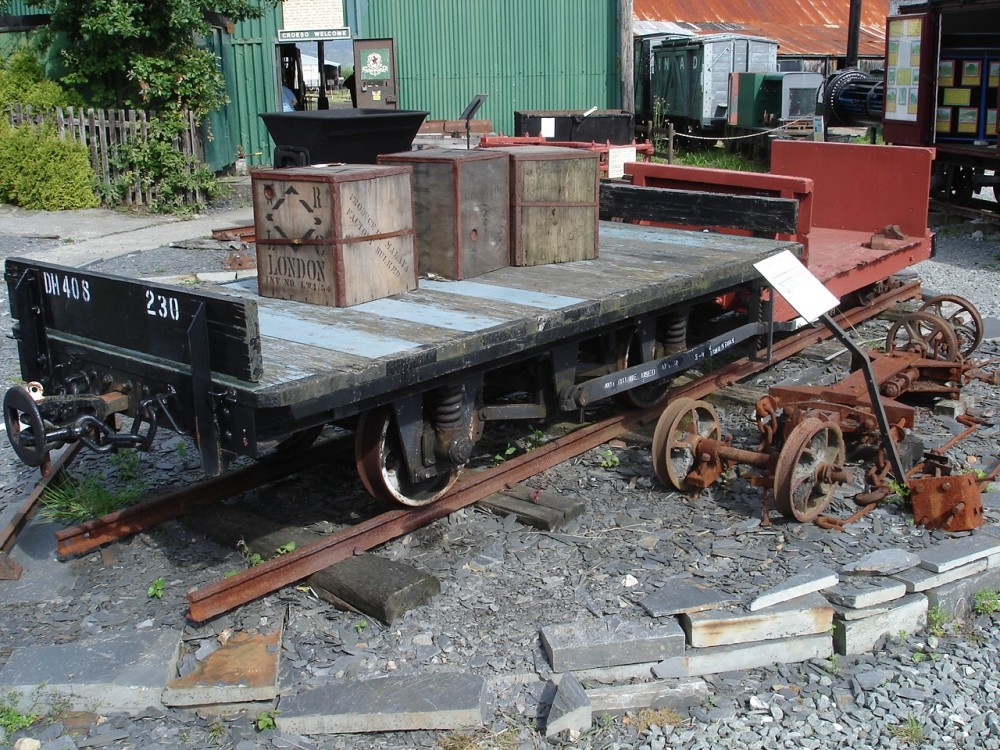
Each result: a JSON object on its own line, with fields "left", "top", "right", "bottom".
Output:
{"left": 42, "top": 470, "right": 148, "bottom": 523}
{"left": 973, "top": 589, "right": 1000, "bottom": 616}
{"left": 599, "top": 448, "right": 620, "bottom": 469}
{"left": 492, "top": 444, "right": 516, "bottom": 465}
{"left": 437, "top": 727, "right": 520, "bottom": 750}
{"left": 827, "top": 653, "right": 842, "bottom": 675}
{"left": 208, "top": 721, "right": 225, "bottom": 745}
{"left": 237, "top": 539, "right": 264, "bottom": 567}
{"left": 523, "top": 425, "right": 547, "bottom": 450}
{"left": 274, "top": 541, "right": 297, "bottom": 556}
{"left": 108, "top": 448, "right": 141, "bottom": 482}
{"left": 354, "top": 619, "right": 368, "bottom": 635}
{"left": 927, "top": 604, "right": 949, "bottom": 636}
{"left": 912, "top": 651, "right": 926, "bottom": 663}
{"left": 176, "top": 441, "right": 189, "bottom": 463}
{"left": 254, "top": 710, "right": 277, "bottom": 731}
{"left": 889, "top": 714, "right": 925, "bottom": 744}
{"left": 633, "top": 706, "right": 684, "bottom": 733}
{"left": 0, "top": 691, "right": 38, "bottom": 734}
{"left": 147, "top": 577, "right": 166, "bottom": 599}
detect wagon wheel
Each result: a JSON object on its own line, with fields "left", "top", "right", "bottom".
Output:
{"left": 651, "top": 397, "right": 721, "bottom": 491}
{"left": 918, "top": 294, "right": 983, "bottom": 358}
{"left": 773, "top": 418, "right": 845, "bottom": 522}
{"left": 615, "top": 332, "right": 670, "bottom": 409}
{"left": 885, "top": 311, "right": 960, "bottom": 362}
{"left": 3, "top": 384, "right": 58, "bottom": 468}
{"left": 355, "top": 407, "right": 458, "bottom": 507}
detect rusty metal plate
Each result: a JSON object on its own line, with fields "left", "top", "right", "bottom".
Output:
{"left": 910, "top": 472, "right": 984, "bottom": 532}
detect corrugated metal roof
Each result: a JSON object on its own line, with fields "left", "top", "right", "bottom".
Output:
{"left": 633, "top": 0, "right": 889, "bottom": 57}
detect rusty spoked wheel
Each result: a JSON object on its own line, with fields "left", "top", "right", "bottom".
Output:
{"left": 885, "top": 311, "right": 960, "bottom": 361}
{"left": 918, "top": 294, "right": 983, "bottom": 358}
{"left": 354, "top": 407, "right": 458, "bottom": 507}
{"left": 773, "top": 418, "right": 846, "bottom": 522}
{"left": 651, "top": 397, "right": 721, "bottom": 492}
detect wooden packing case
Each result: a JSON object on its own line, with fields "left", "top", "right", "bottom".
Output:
{"left": 251, "top": 164, "right": 417, "bottom": 307}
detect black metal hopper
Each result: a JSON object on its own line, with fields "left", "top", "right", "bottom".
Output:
{"left": 260, "top": 109, "right": 429, "bottom": 166}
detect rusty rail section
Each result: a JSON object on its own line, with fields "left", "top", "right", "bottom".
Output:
{"left": 51, "top": 280, "right": 921, "bottom": 621}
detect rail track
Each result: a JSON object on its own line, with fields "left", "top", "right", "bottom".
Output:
{"left": 11, "top": 279, "right": 921, "bottom": 622}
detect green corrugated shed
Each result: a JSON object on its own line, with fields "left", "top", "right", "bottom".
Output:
{"left": 2, "top": 0, "right": 48, "bottom": 14}
{"left": 348, "top": 0, "right": 620, "bottom": 135}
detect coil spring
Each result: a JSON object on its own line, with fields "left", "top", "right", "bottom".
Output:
{"left": 434, "top": 384, "right": 465, "bottom": 429}
{"left": 662, "top": 309, "right": 688, "bottom": 353}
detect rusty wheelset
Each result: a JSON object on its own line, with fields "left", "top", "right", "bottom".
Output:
{"left": 651, "top": 295, "right": 992, "bottom": 529}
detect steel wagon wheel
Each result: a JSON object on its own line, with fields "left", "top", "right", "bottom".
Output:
{"left": 651, "top": 397, "right": 721, "bottom": 491}
{"left": 885, "top": 311, "right": 960, "bottom": 362}
{"left": 773, "top": 418, "right": 845, "bottom": 522}
{"left": 918, "top": 294, "right": 983, "bottom": 358}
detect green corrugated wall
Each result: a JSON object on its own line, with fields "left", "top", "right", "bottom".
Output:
{"left": 355, "top": 0, "right": 621, "bottom": 134}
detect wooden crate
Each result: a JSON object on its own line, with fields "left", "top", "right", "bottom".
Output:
{"left": 378, "top": 148, "right": 509, "bottom": 279}
{"left": 251, "top": 165, "right": 417, "bottom": 307}
{"left": 492, "top": 146, "right": 600, "bottom": 266}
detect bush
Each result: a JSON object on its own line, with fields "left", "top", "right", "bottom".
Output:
{"left": 0, "top": 48, "right": 83, "bottom": 110}
{"left": 0, "top": 123, "right": 99, "bottom": 210}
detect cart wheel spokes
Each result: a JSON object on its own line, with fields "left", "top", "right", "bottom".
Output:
{"left": 651, "top": 397, "right": 721, "bottom": 491}
{"left": 773, "top": 418, "right": 845, "bottom": 522}
{"left": 918, "top": 294, "right": 983, "bottom": 358}
{"left": 885, "top": 311, "right": 960, "bottom": 361}
{"left": 355, "top": 407, "right": 457, "bottom": 507}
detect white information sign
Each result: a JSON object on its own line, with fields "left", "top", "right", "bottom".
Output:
{"left": 753, "top": 250, "right": 839, "bottom": 323}
{"left": 540, "top": 117, "right": 556, "bottom": 138}
{"left": 606, "top": 146, "right": 637, "bottom": 179}
{"left": 281, "top": 0, "right": 344, "bottom": 31}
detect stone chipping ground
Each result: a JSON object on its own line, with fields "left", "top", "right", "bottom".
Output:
{"left": 0, "top": 216, "right": 999, "bottom": 749}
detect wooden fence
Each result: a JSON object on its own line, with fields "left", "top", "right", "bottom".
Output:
{"left": 5, "top": 105, "right": 203, "bottom": 207}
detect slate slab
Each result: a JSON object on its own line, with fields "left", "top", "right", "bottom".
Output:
{"left": 542, "top": 618, "right": 685, "bottom": 672}
{"left": 918, "top": 533, "right": 1000, "bottom": 573}
{"left": 0, "top": 629, "right": 181, "bottom": 712}
{"left": 748, "top": 568, "right": 838, "bottom": 611}
{"left": 640, "top": 578, "right": 739, "bottom": 617}
{"left": 277, "top": 672, "right": 486, "bottom": 735}
{"left": 842, "top": 549, "right": 919, "bottom": 576}
{"left": 681, "top": 593, "right": 833, "bottom": 647}
{"left": 825, "top": 578, "right": 908, "bottom": 608}
{"left": 832, "top": 594, "right": 928, "bottom": 655}
{"left": 924, "top": 565, "right": 1000, "bottom": 621}
{"left": 587, "top": 678, "right": 708, "bottom": 716}
{"left": 652, "top": 633, "right": 832, "bottom": 679}
{"left": 545, "top": 673, "right": 591, "bottom": 738}
{"left": 0, "top": 519, "right": 79, "bottom": 604}
{"left": 892, "top": 558, "right": 988, "bottom": 593}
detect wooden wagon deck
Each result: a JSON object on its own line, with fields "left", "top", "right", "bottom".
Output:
{"left": 216, "top": 221, "right": 799, "bottom": 410}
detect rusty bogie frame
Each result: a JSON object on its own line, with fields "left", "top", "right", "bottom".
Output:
{"left": 651, "top": 301, "right": 990, "bottom": 529}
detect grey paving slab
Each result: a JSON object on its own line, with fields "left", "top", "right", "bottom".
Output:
{"left": 918, "top": 532, "right": 1000, "bottom": 573}
{"left": 682, "top": 593, "right": 833, "bottom": 647}
{"left": 832, "top": 594, "right": 928, "bottom": 655}
{"left": 924, "top": 566, "right": 1000, "bottom": 621}
{"left": 0, "top": 519, "right": 79, "bottom": 604}
{"left": 652, "top": 634, "right": 832, "bottom": 679}
{"left": 276, "top": 672, "right": 486, "bottom": 735}
{"left": 542, "top": 618, "right": 685, "bottom": 672}
{"left": 639, "top": 578, "right": 739, "bottom": 617}
{"left": 0, "top": 629, "right": 181, "bottom": 712}
{"left": 825, "top": 578, "right": 908, "bottom": 608}
{"left": 545, "top": 674, "right": 591, "bottom": 738}
{"left": 587, "top": 678, "right": 708, "bottom": 716}
{"left": 892, "top": 558, "right": 988, "bottom": 593}
{"left": 748, "top": 567, "right": 838, "bottom": 611}
{"left": 842, "top": 549, "right": 920, "bottom": 576}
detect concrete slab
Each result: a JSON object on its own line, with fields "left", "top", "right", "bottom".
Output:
{"left": 682, "top": 593, "right": 833, "bottom": 647}
{"left": 276, "top": 672, "right": 485, "bottom": 735}
{"left": 162, "top": 628, "right": 281, "bottom": 706}
{"left": 639, "top": 578, "right": 739, "bottom": 617}
{"left": 0, "top": 519, "right": 79, "bottom": 604}
{"left": 749, "top": 567, "right": 838, "bottom": 611}
{"left": 832, "top": 594, "right": 928, "bottom": 655}
{"left": 542, "top": 618, "right": 685, "bottom": 672}
{"left": 0, "top": 629, "right": 181, "bottom": 712}
{"left": 892, "top": 558, "right": 988, "bottom": 593}
{"left": 545, "top": 674, "right": 591, "bottom": 738}
{"left": 652, "top": 634, "right": 832, "bottom": 679}
{"left": 918, "top": 533, "right": 1000, "bottom": 573}
{"left": 587, "top": 678, "right": 708, "bottom": 716}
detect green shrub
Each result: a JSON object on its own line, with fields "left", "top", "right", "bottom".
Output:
{"left": 0, "top": 48, "right": 83, "bottom": 110}
{"left": 0, "top": 123, "right": 99, "bottom": 210}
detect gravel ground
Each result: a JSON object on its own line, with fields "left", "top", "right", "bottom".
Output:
{"left": 0, "top": 208, "right": 999, "bottom": 749}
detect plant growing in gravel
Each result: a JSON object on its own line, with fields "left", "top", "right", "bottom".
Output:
{"left": 0, "top": 691, "right": 39, "bottom": 734}
{"left": 927, "top": 604, "right": 950, "bottom": 636}
{"left": 208, "top": 721, "right": 226, "bottom": 745}
{"left": 41, "top": 470, "right": 148, "bottom": 524}
{"left": 274, "top": 541, "right": 297, "bottom": 556}
{"left": 973, "top": 588, "right": 1000, "bottom": 616}
{"left": 826, "top": 653, "right": 842, "bottom": 675}
{"left": 354, "top": 619, "right": 368, "bottom": 635}
{"left": 523, "top": 425, "right": 547, "bottom": 450}
{"left": 599, "top": 448, "right": 620, "bottom": 469}
{"left": 492, "top": 443, "right": 517, "bottom": 465}
{"left": 147, "top": 577, "right": 166, "bottom": 599}
{"left": 889, "top": 714, "right": 925, "bottom": 744}
{"left": 438, "top": 727, "right": 520, "bottom": 750}
{"left": 632, "top": 706, "right": 684, "bottom": 732}
{"left": 254, "top": 710, "right": 278, "bottom": 731}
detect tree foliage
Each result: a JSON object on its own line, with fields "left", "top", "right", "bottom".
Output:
{"left": 27, "top": 0, "right": 275, "bottom": 117}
